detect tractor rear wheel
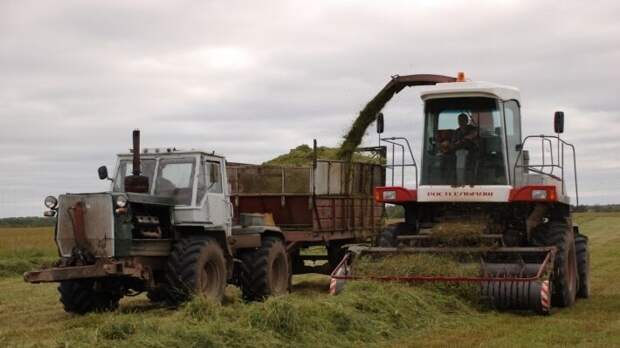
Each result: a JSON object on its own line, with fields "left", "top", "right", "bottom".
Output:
{"left": 164, "top": 238, "right": 227, "bottom": 304}
{"left": 240, "top": 236, "right": 290, "bottom": 301}
{"left": 58, "top": 279, "right": 121, "bottom": 314}
{"left": 532, "top": 220, "right": 578, "bottom": 307}
{"left": 575, "top": 234, "right": 590, "bottom": 298}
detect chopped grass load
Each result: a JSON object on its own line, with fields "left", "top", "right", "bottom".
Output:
{"left": 263, "top": 144, "right": 382, "bottom": 166}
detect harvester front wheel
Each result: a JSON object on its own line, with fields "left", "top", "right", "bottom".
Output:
{"left": 533, "top": 220, "right": 578, "bottom": 307}
{"left": 164, "top": 238, "right": 227, "bottom": 303}
{"left": 377, "top": 223, "right": 415, "bottom": 247}
{"left": 575, "top": 234, "right": 590, "bottom": 298}
{"left": 327, "top": 240, "right": 347, "bottom": 272}
{"left": 58, "top": 279, "right": 121, "bottom": 314}
{"left": 240, "top": 236, "right": 290, "bottom": 301}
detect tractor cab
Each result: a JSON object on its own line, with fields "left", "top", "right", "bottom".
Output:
{"left": 107, "top": 149, "right": 231, "bottom": 231}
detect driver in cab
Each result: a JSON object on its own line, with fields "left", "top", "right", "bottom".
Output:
{"left": 439, "top": 113, "right": 479, "bottom": 185}
{"left": 440, "top": 113, "right": 478, "bottom": 153}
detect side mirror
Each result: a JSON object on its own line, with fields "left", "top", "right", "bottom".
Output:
{"left": 515, "top": 143, "right": 523, "bottom": 151}
{"left": 554, "top": 111, "right": 564, "bottom": 134}
{"left": 376, "top": 113, "right": 384, "bottom": 134}
{"left": 98, "top": 166, "right": 109, "bottom": 180}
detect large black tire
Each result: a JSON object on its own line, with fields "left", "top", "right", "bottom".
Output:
{"left": 377, "top": 223, "right": 416, "bottom": 247}
{"left": 58, "top": 279, "right": 121, "bottom": 314}
{"left": 240, "top": 236, "right": 290, "bottom": 301}
{"left": 532, "top": 220, "right": 578, "bottom": 307}
{"left": 146, "top": 286, "right": 167, "bottom": 303}
{"left": 164, "top": 238, "right": 227, "bottom": 304}
{"left": 575, "top": 234, "right": 590, "bottom": 299}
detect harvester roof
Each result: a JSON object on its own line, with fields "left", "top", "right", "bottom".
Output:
{"left": 420, "top": 81, "right": 521, "bottom": 103}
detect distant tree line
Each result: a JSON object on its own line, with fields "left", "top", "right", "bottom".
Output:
{"left": 0, "top": 216, "right": 56, "bottom": 228}
{"left": 574, "top": 204, "right": 620, "bottom": 213}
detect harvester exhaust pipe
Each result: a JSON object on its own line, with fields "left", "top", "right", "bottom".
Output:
{"left": 124, "top": 129, "right": 150, "bottom": 193}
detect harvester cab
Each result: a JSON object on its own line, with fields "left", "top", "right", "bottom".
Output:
{"left": 331, "top": 73, "right": 589, "bottom": 315}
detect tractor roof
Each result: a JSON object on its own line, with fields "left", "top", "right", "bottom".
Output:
{"left": 117, "top": 148, "right": 225, "bottom": 159}
{"left": 419, "top": 81, "right": 521, "bottom": 103}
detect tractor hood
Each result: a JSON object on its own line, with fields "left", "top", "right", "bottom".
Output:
{"left": 55, "top": 192, "right": 174, "bottom": 258}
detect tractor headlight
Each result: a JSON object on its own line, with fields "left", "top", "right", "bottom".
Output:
{"left": 44, "top": 196, "right": 58, "bottom": 209}
{"left": 116, "top": 195, "right": 128, "bottom": 208}
{"left": 382, "top": 190, "right": 396, "bottom": 201}
{"left": 531, "top": 189, "right": 548, "bottom": 200}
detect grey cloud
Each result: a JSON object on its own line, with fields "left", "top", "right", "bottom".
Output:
{"left": 1, "top": 0, "right": 619, "bottom": 216}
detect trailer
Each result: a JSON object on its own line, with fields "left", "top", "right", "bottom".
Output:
{"left": 227, "top": 158, "right": 385, "bottom": 274}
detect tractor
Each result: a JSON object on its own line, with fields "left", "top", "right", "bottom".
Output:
{"left": 331, "top": 73, "right": 589, "bottom": 314}
{"left": 25, "top": 130, "right": 292, "bottom": 314}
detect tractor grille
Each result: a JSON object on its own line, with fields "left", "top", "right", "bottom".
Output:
{"left": 56, "top": 193, "right": 115, "bottom": 257}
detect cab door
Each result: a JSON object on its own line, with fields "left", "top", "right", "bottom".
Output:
{"left": 202, "top": 157, "right": 232, "bottom": 234}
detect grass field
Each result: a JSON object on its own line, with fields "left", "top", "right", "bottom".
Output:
{"left": 0, "top": 213, "right": 619, "bottom": 347}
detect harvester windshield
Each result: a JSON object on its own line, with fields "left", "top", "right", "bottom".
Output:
{"left": 421, "top": 97, "right": 507, "bottom": 186}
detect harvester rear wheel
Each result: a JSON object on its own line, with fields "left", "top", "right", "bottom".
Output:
{"left": 58, "top": 279, "right": 121, "bottom": 314}
{"left": 575, "top": 234, "right": 590, "bottom": 298}
{"left": 164, "top": 238, "right": 227, "bottom": 304}
{"left": 532, "top": 220, "right": 578, "bottom": 307}
{"left": 240, "top": 236, "right": 290, "bottom": 301}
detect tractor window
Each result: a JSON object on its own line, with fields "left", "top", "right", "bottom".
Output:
{"left": 154, "top": 157, "right": 196, "bottom": 205}
{"left": 113, "top": 159, "right": 156, "bottom": 192}
{"left": 422, "top": 97, "right": 507, "bottom": 186}
{"left": 206, "top": 161, "right": 223, "bottom": 193}
{"left": 196, "top": 162, "right": 207, "bottom": 205}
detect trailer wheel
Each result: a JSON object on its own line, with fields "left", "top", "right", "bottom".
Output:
{"left": 575, "top": 234, "right": 590, "bottom": 299}
{"left": 240, "top": 236, "right": 290, "bottom": 301}
{"left": 533, "top": 220, "right": 578, "bottom": 307}
{"left": 58, "top": 279, "right": 121, "bottom": 314}
{"left": 165, "top": 238, "right": 227, "bottom": 303}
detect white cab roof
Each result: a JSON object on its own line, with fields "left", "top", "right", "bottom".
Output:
{"left": 419, "top": 81, "right": 521, "bottom": 103}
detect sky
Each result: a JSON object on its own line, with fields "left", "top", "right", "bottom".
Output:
{"left": 1, "top": 0, "right": 619, "bottom": 217}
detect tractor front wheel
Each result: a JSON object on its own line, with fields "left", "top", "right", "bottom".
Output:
{"left": 58, "top": 279, "right": 122, "bottom": 314}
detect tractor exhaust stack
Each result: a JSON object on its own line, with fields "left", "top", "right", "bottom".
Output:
{"left": 124, "top": 129, "right": 149, "bottom": 193}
